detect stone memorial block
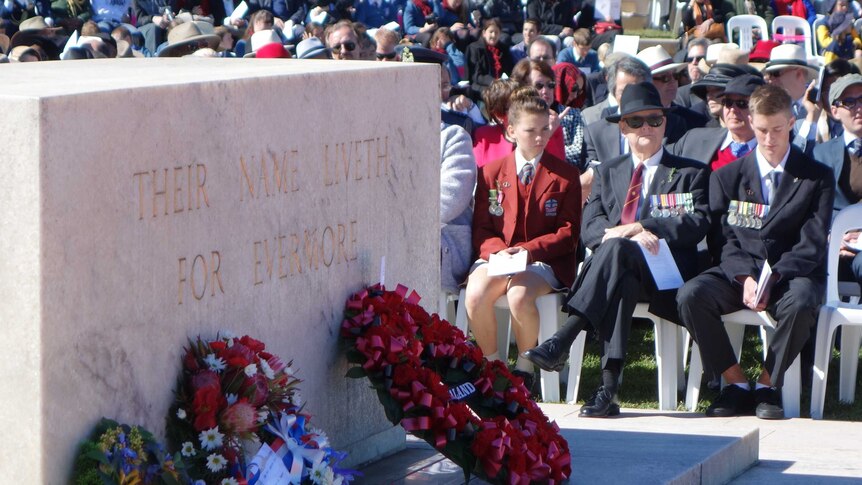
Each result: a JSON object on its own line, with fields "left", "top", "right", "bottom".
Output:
{"left": 0, "top": 58, "right": 441, "bottom": 483}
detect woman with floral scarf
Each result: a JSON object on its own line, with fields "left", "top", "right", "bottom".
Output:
{"left": 466, "top": 19, "right": 513, "bottom": 98}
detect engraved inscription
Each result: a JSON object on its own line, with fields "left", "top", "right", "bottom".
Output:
{"left": 178, "top": 251, "right": 224, "bottom": 304}
{"left": 322, "top": 137, "right": 390, "bottom": 186}
{"left": 134, "top": 164, "right": 209, "bottom": 220}
{"left": 252, "top": 221, "right": 358, "bottom": 285}
{"left": 239, "top": 150, "right": 301, "bottom": 201}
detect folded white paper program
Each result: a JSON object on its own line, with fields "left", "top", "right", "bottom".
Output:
{"left": 487, "top": 250, "right": 528, "bottom": 277}
{"left": 638, "top": 239, "right": 684, "bottom": 290}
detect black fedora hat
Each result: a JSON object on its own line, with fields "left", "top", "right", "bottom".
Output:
{"left": 606, "top": 82, "right": 668, "bottom": 123}
{"left": 722, "top": 74, "right": 766, "bottom": 98}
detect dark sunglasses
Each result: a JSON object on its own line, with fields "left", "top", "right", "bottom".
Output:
{"left": 331, "top": 41, "right": 356, "bottom": 52}
{"left": 653, "top": 71, "right": 685, "bottom": 83}
{"left": 533, "top": 81, "right": 556, "bottom": 91}
{"left": 686, "top": 55, "right": 704, "bottom": 63}
{"left": 623, "top": 115, "right": 665, "bottom": 129}
{"left": 721, "top": 98, "right": 749, "bottom": 109}
{"left": 835, "top": 95, "right": 862, "bottom": 109}
{"left": 376, "top": 51, "right": 396, "bottom": 60}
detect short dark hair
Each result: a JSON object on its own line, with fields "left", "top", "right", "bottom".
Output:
{"left": 524, "top": 18, "right": 541, "bottom": 30}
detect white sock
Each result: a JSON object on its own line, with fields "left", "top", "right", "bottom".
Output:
{"left": 515, "top": 356, "right": 534, "bottom": 372}
{"left": 755, "top": 382, "right": 772, "bottom": 390}
{"left": 485, "top": 351, "right": 501, "bottom": 362}
{"left": 732, "top": 382, "right": 751, "bottom": 391}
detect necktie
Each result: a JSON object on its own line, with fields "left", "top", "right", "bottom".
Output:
{"left": 519, "top": 163, "right": 534, "bottom": 185}
{"left": 621, "top": 163, "right": 643, "bottom": 224}
{"left": 850, "top": 138, "right": 862, "bottom": 156}
{"left": 730, "top": 141, "right": 750, "bottom": 158}
{"left": 767, "top": 171, "right": 781, "bottom": 204}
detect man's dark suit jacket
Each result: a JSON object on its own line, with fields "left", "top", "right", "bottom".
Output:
{"left": 669, "top": 126, "right": 728, "bottom": 164}
{"left": 584, "top": 110, "right": 687, "bottom": 165}
{"left": 709, "top": 147, "right": 835, "bottom": 285}
{"left": 581, "top": 149, "right": 711, "bottom": 320}
{"left": 584, "top": 70, "right": 609, "bottom": 108}
{"left": 813, "top": 136, "right": 857, "bottom": 213}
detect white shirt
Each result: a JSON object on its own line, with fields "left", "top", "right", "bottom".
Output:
{"left": 515, "top": 149, "right": 543, "bottom": 179}
{"left": 632, "top": 147, "right": 664, "bottom": 203}
{"left": 843, "top": 129, "right": 860, "bottom": 150}
{"left": 755, "top": 146, "right": 790, "bottom": 204}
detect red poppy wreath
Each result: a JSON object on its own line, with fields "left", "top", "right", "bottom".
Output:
{"left": 340, "top": 284, "right": 571, "bottom": 484}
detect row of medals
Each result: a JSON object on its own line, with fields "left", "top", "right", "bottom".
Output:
{"left": 649, "top": 193, "right": 694, "bottom": 218}
{"left": 727, "top": 200, "right": 769, "bottom": 229}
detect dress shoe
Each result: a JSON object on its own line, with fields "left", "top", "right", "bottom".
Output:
{"left": 521, "top": 337, "right": 569, "bottom": 372}
{"left": 706, "top": 384, "right": 754, "bottom": 417}
{"left": 754, "top": 387, "right": 785, "bottom": 420}
{"left": 579, "top": 386, "right": 619, "bottom": 417}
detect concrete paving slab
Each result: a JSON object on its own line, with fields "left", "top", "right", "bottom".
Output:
{"left": 358, "top": 405, "right": 760, "bottom": 484}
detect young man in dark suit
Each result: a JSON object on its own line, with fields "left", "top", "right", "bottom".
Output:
{"left": 677, "top": 84, "right": 835, "bottom": 420}
{"left": 523, "top": 82, "right": 711, "bottom": 416}
{"left": 813, "top": 73, "right": 862, "bottom": 286}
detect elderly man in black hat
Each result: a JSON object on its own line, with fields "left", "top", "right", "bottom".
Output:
{"left": 523, "top": 82, "right": 710, "bottom": 416}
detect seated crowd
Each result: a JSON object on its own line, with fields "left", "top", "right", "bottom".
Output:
{"left": 3, "top": 0, "right": 862, "bottom": 420}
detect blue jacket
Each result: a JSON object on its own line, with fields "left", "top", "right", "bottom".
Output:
{"left": 354, "top": 0, "right": 399, "bottom": 27}
{"left": 557, "top": 48, "right": 600, "bottom": 73}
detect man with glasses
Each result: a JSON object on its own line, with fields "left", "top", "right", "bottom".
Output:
{"left": 813, "top": 73, "right": 862, "bottom": 288}
{"left": 675, "top": 38, "right": 709, "bottom": 108}
{"left": 374, "top": 28, "right": 399, "bottom": 61}
{"left": 671, "top": 74, "right": 764, "bottom": 172}
{"left": 762, "top": 44, "right": 819, "bottom": 152}
{"left": 528, "top": 36, "right": 556, "bottom": 66}
{"left": 326, "top": 20, "right": 359, "bottom": 60}
{"left": 678, "top": 84, "right": 834, "bottom": 420}
{"left": 638, "top": 45, "right": 710, "bottom": 131}
{"left": 523, "top": 82, "right": 710, "bottom": 417}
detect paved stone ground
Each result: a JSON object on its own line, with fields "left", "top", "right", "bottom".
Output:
{"left": 358, "top": 405, "right": 862, "bottom": 484}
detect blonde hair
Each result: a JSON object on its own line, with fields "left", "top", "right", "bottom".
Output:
{"left": 749, "top": 84, "right": 793, "bottom": 117}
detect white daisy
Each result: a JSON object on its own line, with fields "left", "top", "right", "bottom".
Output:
{"left": 221, "top": 479, "right": 239, "bottom": 485}
{"left": 180, "top": 441, "right": 195, "bottom": 457}
{"left": 206, "top": 453, "right": 227, "bottom": 473}
{"left": 203, "top": 353, "right": 227, "bottom": 373}
{"left": 309, "top": 461, "right": 329, "bottom": 484}
{"left": 176, "top": 408, "right": 187, "bottom": 420}
{"left": 259, "top": 359, "right": 275, "bottom": 379}
{"left": 226, "top": 393, "right": 238, "bottom": 405}
{"left": 244, "top": 363, "right": 257, "bottom": 377}
{"left": 199, "top": 427, "right": 224, "bottom": 451}
{"left": 309, "top": 427, "right": 330, "bottom": 448}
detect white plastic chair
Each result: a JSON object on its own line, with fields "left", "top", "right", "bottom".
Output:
{"left": 726, "top": 14, "right": 769, "bottom": 52}
{"left": 668, "top": 0, "right": 687, "bottom": 36}
{"left": 564, "top": 303, "right": 686, "bottom": 411}
{"left": 811, "top": 202, "right": 862, "bottom": 420}
{"left": 773, "top": 15, "right": 817, "bottom": 58}
{"left": 454, "top": 289, "right": 567, "bottom": 402}
{"left": 685, "top": 309, "right": 802, "bottom": 418}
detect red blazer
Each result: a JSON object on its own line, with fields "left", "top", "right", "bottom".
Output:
{"left": 472, "top": 151, "right": 582, "bottom": 287}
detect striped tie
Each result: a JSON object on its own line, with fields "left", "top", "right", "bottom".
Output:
{"left": 621, "top": 163, "right": 643, "bottom": 225}
{"left": 519, "top": 163, "right": 534, "bottom": 185}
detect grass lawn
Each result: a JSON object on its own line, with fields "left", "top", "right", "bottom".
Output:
{"left": 510, "top": 320, "right": 862, "bottom": 420}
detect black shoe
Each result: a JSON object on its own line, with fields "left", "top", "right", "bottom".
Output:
{"left": 706, "top": 385, "right": 754, "bottom": 417}
{"left": 512, "top": 369, "right": 536, "bottom": 397}
{"left": 521, "top": 337, "right": 569, "bottom": 372}
{"left": 754, "top": 387, "right": 785, "bottom": 420}
{"left": 579, "top": 386, "right": 620, "bottom": 417}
